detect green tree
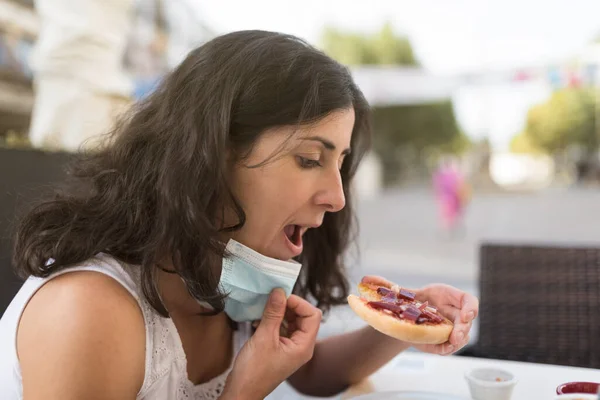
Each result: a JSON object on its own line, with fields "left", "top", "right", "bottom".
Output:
{"left": 321, "top": 22, "right": 417, "bottom": 66}
{"left": 510, "top": 131, "right": 542, "bottom": 154}
{"left": 372, "top": 101, "right": 467, "bottom": 184}
{"left": 514, "top": 88, "right": 598, "bottom": 154}
{"left": 321, "top": 23, "right": 468, "bottom": 184}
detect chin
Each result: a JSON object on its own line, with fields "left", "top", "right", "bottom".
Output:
{"left": 265, "top": 249, "right": 292, "bottom": 261}
{"left": 262, "top": 245, "right": 297, "bottom": 262}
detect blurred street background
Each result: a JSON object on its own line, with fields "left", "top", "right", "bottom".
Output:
{"left": 3, "top": 0, "right": 600, "bottom": 352}
{"left": 3, "top": 1, "right": 600, "bottom": 398}
{"left": 321, "top": 186, "right": 600, "bottom": 337}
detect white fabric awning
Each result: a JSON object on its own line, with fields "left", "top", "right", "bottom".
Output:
{"left": 351, "top": 67, "right": 459, "bottom": 106}
{"left": 0, "top": 0, "right": 39, "bottom": 39}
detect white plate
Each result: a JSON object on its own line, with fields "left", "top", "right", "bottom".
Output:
{"left": 351, "top": 391, "right": 469, "bottom": 400}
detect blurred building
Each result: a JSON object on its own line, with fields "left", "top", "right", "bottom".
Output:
{"left": 125, "top": 0, "right": 215, "bottom": 100}
{"left": 350, "top": 66, "right": 460, "bottom": 189}
{"left": 0, "top": 0, "right": 36, "bottom": 137}
{"left": 351, "top": 66, "right": 458, "bottom": 106}
{"left": 0, "top": 0, "right": 215, "bottom": 149}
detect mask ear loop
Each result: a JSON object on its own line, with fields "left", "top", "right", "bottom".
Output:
{"left": 159, "top": 261, "right": 239, "bottom": 329}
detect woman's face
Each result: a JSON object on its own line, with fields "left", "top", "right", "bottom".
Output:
{"left": 226, "top": 108, "right": 355, "bottom": 261}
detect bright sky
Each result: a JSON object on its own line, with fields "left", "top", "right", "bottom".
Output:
{"left": 192, "top": 0, "right": 600, "bottom": 149}
{"left": 195, "top": 0, "right": 600, "bottom": 74}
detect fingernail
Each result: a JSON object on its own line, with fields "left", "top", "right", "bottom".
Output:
{"left": 467, "top": 311, "right": 475, "bottom": 321}
{"left": 457, "top": 332, "right": 465, "bottom": 342}
{"left": 446, "top": 345, "right": 455, "bottom": 354}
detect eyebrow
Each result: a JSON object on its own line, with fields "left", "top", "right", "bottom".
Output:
{"left": 300, "top": 136, "right": 351, "bottom": 155}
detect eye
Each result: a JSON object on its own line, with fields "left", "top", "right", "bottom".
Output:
{"left": 297, "top": 156, "right": 322, "bottom": 169}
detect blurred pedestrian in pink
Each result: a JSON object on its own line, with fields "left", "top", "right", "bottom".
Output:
{"left": 433, "top": 157, "right": 469, "bottom": 233}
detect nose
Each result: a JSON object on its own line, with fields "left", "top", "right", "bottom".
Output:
{"left": 314, "top": 169, "right": 346, "bottom": 212}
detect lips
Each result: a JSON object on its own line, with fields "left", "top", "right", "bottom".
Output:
{"left": 281, "top": 223, "right": 321, "bottom": 259}
{"left": 284, "top": 224, "right": 302, "bottom": 246}
{"left": 283, "top": 225, "right": 302, "bottom": 258}
{"left": 284, "top": 225, "right": 296, "bottom": 241}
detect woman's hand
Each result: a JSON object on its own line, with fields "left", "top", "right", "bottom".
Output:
{"left": 221, "top": 289, "right": 322, "bottom": 400}
{"left": 361, "top": 276, "right": 479, "bottom": 356}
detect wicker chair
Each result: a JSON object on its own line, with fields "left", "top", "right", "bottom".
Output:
{"left": 460, "top": 243, "right": 600, "bottom": 369}
{"left": 0, "top": 148, "right": 71, "bottom": 317}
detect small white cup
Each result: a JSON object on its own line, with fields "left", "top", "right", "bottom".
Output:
{"left": 465, "top": 367, "right": 518, "bottom": 400}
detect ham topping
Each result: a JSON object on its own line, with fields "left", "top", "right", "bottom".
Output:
{"left": 368, "top": 287, "right": 444, "bottom": 324}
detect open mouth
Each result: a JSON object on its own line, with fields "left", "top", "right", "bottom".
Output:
{"left": 284, "top": 224, "right": 302, "bottom": 247}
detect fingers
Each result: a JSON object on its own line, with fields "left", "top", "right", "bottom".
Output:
{"left": 423, "top": 341, "right": 456, "bottom": 356}
{"left": 256, "top": 291, "right": 322, "bottom": 345}
{"left": 449, "top": 318, "right": 472, "bottom": 347}
{"left": 415, "top": 285, "right": 478, "bottom": 350}
{"left": 285, "top": 294, "right": 319, "bottom": 317}
{"left": 449, "top": 293, "right": 476, "bottom": 346}
{"left": 440, "top": 334, "right": 471, "bottom": 355}
{"left": 256, "top": 288, "right": 287, "bottom": 337}
{"left": 462, "top": 335, "right": 471, "bottom": 350}
{"left": 447, "top": 291, "right": 478, "bottom": 347}
{"left": 285, "top": 295, "right": 321, "bottom": 344}
{"left": 428, "top": 333, "right": 471, "bottom": 356}
{"left": 362, "top": 280, "right": 479, "bottom": 357}
{"left": 440, "top": 342, "right": 456, "bottom": 355}
{"left": 444, "top": 287, "right": 479, "bottom": 323}
{"left": 460, "top": 292, "right": 479, "bottom": 323}
{"left": 418, "top": 284, "right": 478, "bottom": 343}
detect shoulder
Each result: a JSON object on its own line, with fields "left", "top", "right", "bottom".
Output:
{"left": 17, "top": 270, "right": 146, "bottom": 399}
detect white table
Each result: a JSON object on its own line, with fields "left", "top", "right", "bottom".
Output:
{"left": 342, "top": 353, "right": 600, "bottom": 399}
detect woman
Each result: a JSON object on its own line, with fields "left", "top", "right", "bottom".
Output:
{"left": 0, "top": 31, "right": 478, "bottom": 399}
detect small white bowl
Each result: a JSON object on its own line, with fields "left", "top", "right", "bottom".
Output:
{"left": 465, "top": 367, "right": 518, "bottom": 400}
{"left": 554, "top": 395, "right": 598, "bottom": 400}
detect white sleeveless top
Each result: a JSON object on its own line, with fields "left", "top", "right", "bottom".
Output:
{"left": 0, "top": 254, "right": 251, "bottom": 400}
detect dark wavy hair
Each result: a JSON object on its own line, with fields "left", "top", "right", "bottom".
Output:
{"left": 13, "top": 30, "right": 372, "bottom": 317}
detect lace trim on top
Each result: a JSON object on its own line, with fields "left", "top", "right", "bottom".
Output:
{"left": 120, "top": 262, "right": 248, "bottom": 400}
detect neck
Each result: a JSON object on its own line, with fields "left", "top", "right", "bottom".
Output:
{"left": 156, "top": 268, "right": 211, "bottom": 316}
{"left": 156, "top": 268, "right": 235, "bottom": 384}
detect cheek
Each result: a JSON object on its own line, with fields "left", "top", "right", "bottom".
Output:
{"left": 267, "top": 169, "right": 315, "bottom": 206}
{"left": 234, "top": 162, "right": 316, "bottom": 222}
{"left": 248, "top": 178, "right": 302, "bottom": 216}
{"left": 232, "top": 171, "right": 287, "bottom": 224}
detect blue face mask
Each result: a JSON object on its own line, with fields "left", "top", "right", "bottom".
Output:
{"left": 217, "top": 239, "right": 302, "bottom": 322}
